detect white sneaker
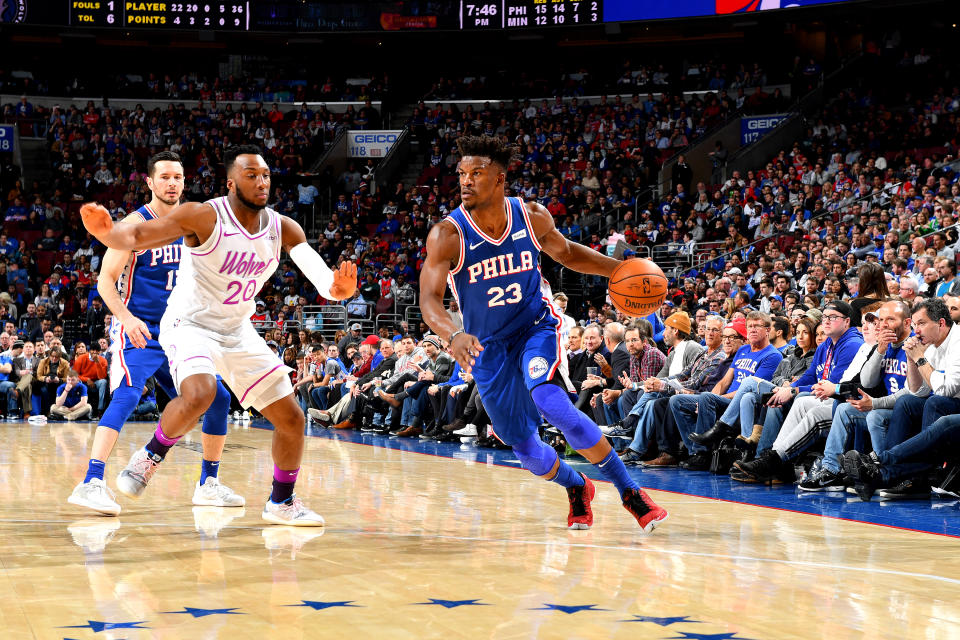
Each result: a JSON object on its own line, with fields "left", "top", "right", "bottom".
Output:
{"left": 453, "top": 423, "right": 478, "bottom": 436}
{"left": 68, "top": 519, "right": 122, "bottom": 554}
{"left": 261, "top": 495, "right": 325, "bottom": 527}
{"left": 232, "top": 411, "right": 240, "bottom": 422}
{"left": 193, "top": 506, "right": 245, "bottom": 537}
{"left": 68, "top": 479, "right": 122, "bottom": 516}
{"left": 192, "top": 477, "right": 246, "bottom": 507}
{"left": 115, "top": 448, "right": 162, "bottom": 499}
{"left": 241, "top": 411, "right": 251, "bottom": 422}
{"left": 27, "top": 415, "right": 47, "bottom": 425}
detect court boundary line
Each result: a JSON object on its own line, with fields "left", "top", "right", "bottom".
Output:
{"left": 5, "top": 516, "right": 960, "bottom": 587}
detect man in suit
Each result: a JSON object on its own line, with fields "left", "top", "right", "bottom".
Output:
{"left": 573, "top": 324, "right": 611, "bottom": 412}
{"left": 11, "top": 341, "right": 39, "bottom": 418}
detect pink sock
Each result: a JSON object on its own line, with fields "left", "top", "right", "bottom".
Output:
{"left": 273, "top": 466, "right": 299, "bottom": 483}
{"left": 154, "top": 421, "right": 181, "bottom": 447}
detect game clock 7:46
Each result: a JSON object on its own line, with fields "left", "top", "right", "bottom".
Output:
{"left": 460, "top": 1, "right": 602, "bottom": 30}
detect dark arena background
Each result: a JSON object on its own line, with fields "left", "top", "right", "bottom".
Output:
{"left": 1, "top": 1, "right": 960, "bottom": 638}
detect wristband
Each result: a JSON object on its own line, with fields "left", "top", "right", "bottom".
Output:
{"left": 449, "top": 329, "right": 465, "bottom": 344}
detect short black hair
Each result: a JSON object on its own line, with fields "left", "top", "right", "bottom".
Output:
{"left": 771, "top": 316, "right": 791, "bottom": 338}
{"left": 147, "top": 151, "right": 182, "bottom": 177}
{"left": 456, "top": 135, "right": 518, "bottom": 170}
{"left": 913, "top": 297, "right": 953, "bottom": 327}
{"left": 224, "top": 144, "right": 264, "bottom": 173}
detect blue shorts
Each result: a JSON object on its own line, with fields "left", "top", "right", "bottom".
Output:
{"left": 109, "top": 322, "right": 177, "bottom": 398}
{"left": 470, "top": 311, "right": 563, "bottom": 446}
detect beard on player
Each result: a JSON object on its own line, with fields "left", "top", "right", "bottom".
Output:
{"left": 234, "top": 187, "right": 268, "bottom": 212}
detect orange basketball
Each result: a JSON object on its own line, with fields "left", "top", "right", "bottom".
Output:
{"left": 608, "top": 258, "right": 669, "bottom": 317}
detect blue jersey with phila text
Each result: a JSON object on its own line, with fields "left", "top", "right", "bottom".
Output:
{"left": 117, "top": 205, "right": 182, "bottom": 326}
{"left": 729, "top": 343, "right": 783, "bottom": 393}
{"left": 446, "top": 197, "right": 553, "bottom": 343}
{"left": 880, "top": 343, "right": 909, "bottom": 394}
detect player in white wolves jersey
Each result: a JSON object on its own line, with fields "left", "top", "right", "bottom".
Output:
{"left": 81, "top": 145, "right": 356, "bottom": 526}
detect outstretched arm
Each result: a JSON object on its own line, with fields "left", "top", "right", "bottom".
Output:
{"left": 81, "top": 201, "right": 213, "bottom": 251}
{"left": 280, "top": 216, "right": 357, "bottom": 301}
{"left": 420, "top": 221, "right": 483, "bottom": 372}
{"left": 97, "top": 213, "right": 152, "bottom": 348}
{"left": 525, "top": 201, "right": 621, "bottom": 278}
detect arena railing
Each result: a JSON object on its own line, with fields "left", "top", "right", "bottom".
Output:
{"left": 370, "top": 126, "right": 411, "bottom": 196}
{"left": 301, "top": 304, "right": 347, "bottom": 342}
{"left": 1, "top": 94, "right": 381, "bottom": 116}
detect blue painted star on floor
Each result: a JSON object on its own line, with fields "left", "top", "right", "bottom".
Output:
{"left": 414, "top": 598, "right": 491, "bottom": 609}
{"left": 530, "top": 604, "right": 610, "bottom": 614}
{"left": 287, "top": 600, "right": 362, "bottom": 610}
{"left": 664, "top": 632, "right": 756, "bottom": 640}
{"left": 621, "top": 615, "right": 703, "bottom": 626}
{"left": 60, "top": 620, "right": 149, "bottom": 632}
{"left": 162, "top": 607, "right": 244, "bottom": 618}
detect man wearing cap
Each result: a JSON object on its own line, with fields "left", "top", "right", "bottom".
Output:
{"left": 671, "top": 312, "right": 783, "bottom": 471}
{"left": 733, "top": 300, "right": 865, "bottom": 482}
{"left": 251, "top": 300, "right": 270, "bottom": 330}
{"left": 338, "top": 323, "right": 364, "bottom": 355}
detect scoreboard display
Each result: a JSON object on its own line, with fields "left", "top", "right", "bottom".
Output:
{"left": 459, "top": 0, "right": 601, "bottom": 30}
{"left": 0, "top": 0, "right": 861, "bottom": 31}
{"left": 68, "top": 1, "right": 249, "bottom": 29}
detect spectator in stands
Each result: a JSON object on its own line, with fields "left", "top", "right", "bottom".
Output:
{"left": 803, "top": 301, "right": 912, "bottom": 491}
{"left": 34, "top": 347, "right": 69, "bottom": 415}
{"left": 130, "top": 376, "right": 160, "bottom": 421}
{"left": 732, "top": 301, "right": 866, "bottom": 482}
{"left": 71, "top": 341, "right": 108, "bottom": 418}
{"left": 10, "top": 341, "right": 37, "bottom": 418}
{"left": 671, "top": 311, "right": 783, "bottom": 471}
{"left": 880, "top": 298, "right": 960, "bottom": 456}
{"left": 618, "top": 315, "right": 726, "bottom": 464}
{"left": 48, "top": 370, "right": 91, "bottom": 421}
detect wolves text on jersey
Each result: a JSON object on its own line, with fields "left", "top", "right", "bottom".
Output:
{"left": 466, "top": 250, "right": 535, "bottom": 284}
{"left": 218, "top": 250, "right": 275, "bottom": 279}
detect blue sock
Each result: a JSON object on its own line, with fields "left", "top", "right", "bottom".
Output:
{"left": 595, "top": 450, "right": 639, "bottom": 497}
{"left": 84, "top": 459, "right": 105, "bottom": 483}
{"left": 550, "top": 461, "right": 585, "bottom": 489}
{"left": 200, "top": 459, "right": 220, "bottom": 484}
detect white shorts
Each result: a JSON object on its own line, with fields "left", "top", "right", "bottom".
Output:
{"left": 159, "top": 320, "right": 292, "bottom": 411}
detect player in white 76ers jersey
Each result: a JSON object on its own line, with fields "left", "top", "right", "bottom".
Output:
{"left": 81, "top": 145, "right": 357, "bottom": 526}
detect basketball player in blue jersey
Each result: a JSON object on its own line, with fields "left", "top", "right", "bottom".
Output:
{"left": 420, "top": 136, "right": 667, "bottom": 532}
{"left": 68, "top": 152, "right": 240, "bottom": 516}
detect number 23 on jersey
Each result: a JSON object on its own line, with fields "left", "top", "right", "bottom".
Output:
{"left": 488, "top": 283, "right": 522, "bottom": 307}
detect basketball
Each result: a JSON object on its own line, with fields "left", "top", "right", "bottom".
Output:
{"left": 608, "top": 258, "right": 669, "bottom": 317}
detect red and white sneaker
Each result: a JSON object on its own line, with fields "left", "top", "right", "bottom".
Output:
{"left": 622, "top": 487, "right": 668, "bottom": 533}
{"left": 566, "top": 474, "right": 595, "bottom": 530}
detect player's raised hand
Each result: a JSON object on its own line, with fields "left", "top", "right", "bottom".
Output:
{"left": 329, "top": 261, "right": 358, "bottom": 300}
{"left": 80, "top": 202, "right": 113, "bottom": 237}
{"left": 123, "top": 315, "right": 153, "bottom": 349}
{"left": 450, "top": 332, "right": 484, "bottom": 374}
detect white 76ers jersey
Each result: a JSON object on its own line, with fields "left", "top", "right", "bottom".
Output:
{"left": 162, "top": 196, "right": 281, "bottom": 333}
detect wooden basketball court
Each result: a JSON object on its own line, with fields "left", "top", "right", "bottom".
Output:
{"left": 3, "top": 420, "right": 959, "bottom": 639}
